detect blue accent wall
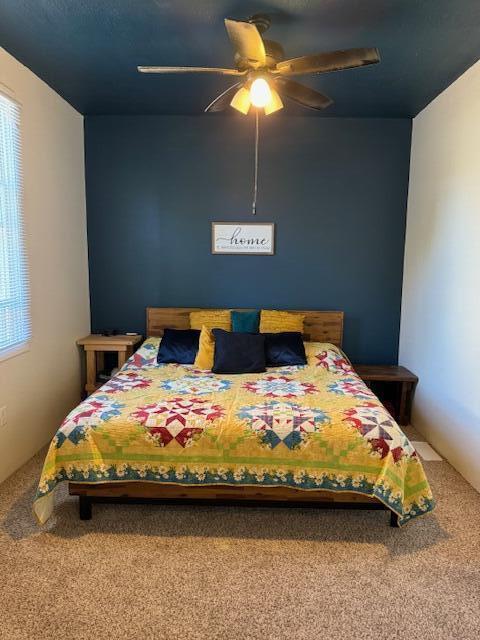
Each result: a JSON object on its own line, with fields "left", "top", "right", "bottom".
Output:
{"left": 85, "top": 115, "right": 411, "bottom": 364}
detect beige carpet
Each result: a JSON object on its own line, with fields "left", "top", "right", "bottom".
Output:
{"left": 1, "top": 428, "right": 480, "bottom": 640}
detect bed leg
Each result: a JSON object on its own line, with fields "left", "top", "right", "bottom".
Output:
{"left": 79, "top": 496, "right": 92, "bottom": 520}
{"left": 390, "top": 510, "right": 400, "bottom": 528}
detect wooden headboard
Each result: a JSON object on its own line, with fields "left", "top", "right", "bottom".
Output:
{"left": 146, "top": 308, "right": 344, "bottom": 346}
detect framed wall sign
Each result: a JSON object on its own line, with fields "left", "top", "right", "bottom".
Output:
{"left": 211, "top": 222, "right": 275, "bottom": 255}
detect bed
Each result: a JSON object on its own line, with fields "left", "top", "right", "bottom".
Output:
{"left": 34, "top": 308, "right": 435, "bottom": 527}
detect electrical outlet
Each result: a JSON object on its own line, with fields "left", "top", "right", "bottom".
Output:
{"left": 0, "top": 406, "right": 6, "bottom": 428}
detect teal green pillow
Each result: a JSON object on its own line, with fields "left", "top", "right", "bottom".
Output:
{"left": 231, "top": 310, "right": 260, "bottom": 333}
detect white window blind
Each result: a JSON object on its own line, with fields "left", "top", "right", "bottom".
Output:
{"left": 0, "top": 92, "right": 30, "bottom": 358}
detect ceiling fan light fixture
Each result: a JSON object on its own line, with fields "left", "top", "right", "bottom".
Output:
{"left": 264, "top": 88, "right": 283, "bottom": 115}
{"left": 249, "top": 77, "right": 271, "bottom": 108}
{"left": 139, "top": 15, "right": 380, "bottom": 115}
{"left": 230, "top": 86, "right": 251, "bottom": 114}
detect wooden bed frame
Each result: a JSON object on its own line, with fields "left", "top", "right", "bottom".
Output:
{"left": 146, "top": 307, "right": 344, "bottom": 346}
{"left": 69, "top": 307, "right": 399, "bottom": 527}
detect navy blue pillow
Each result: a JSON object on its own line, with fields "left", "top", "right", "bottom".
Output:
{"left": 263, "top": 332, "right": 307, "bottom": 367}
{"left": 212, "top": 329, "right": 266, "bottom": 374}
{"left": 157, "top": 328, "right": 200, "bottom": 364}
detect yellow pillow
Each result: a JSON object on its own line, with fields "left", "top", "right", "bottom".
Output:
{"left": 260, "top": 310, "right": 305, "bottom": 334}
{"left": 190, "top": 310, "right": 231, "bottom": 331}
{"left": 194, "top": 325, "right": 215, "bottom": 370}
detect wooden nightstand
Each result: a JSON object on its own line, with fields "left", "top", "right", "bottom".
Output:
{"left": 353, "top": 365, "right": 418, "bottom": 426}
{"left": 77, "top": 334, "right": 143, "bottom": 395}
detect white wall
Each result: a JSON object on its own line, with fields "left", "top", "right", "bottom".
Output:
{"left": 0, "top": 48, "right": 90, "bottom": 483}
{"left": 400, "top": 60, "right": 480, "bottom": 491}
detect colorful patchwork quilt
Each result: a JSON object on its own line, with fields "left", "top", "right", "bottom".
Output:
{"left": 34, "top": 339, "right": 435, "bottom": 525}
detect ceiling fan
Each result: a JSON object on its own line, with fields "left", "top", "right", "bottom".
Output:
{"left": 138, "top": 14, "right": 380, "bottom": 115}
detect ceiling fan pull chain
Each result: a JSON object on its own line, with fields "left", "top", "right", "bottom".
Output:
{"left": 252, "top": 109, "right": 259, "bottom": 215}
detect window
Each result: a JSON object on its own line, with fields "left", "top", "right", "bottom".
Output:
{"left": 0, "top": 92, "right": 30, "bottom": 359}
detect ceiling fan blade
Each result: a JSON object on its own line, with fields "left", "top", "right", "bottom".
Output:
{"left": 205, "top": 83, "right": 243, "bottom": 112}
{"left": 137, "top": 66, "right": 245, "bottom": 76}
{"left": 274, "top": 47, "right": 380, "bottom": 76}
{"left": 224, "top": 18, "right": 266, "bottom": 69}
{"left": 274, "top": 78, "right": 333, "bottom": 110}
